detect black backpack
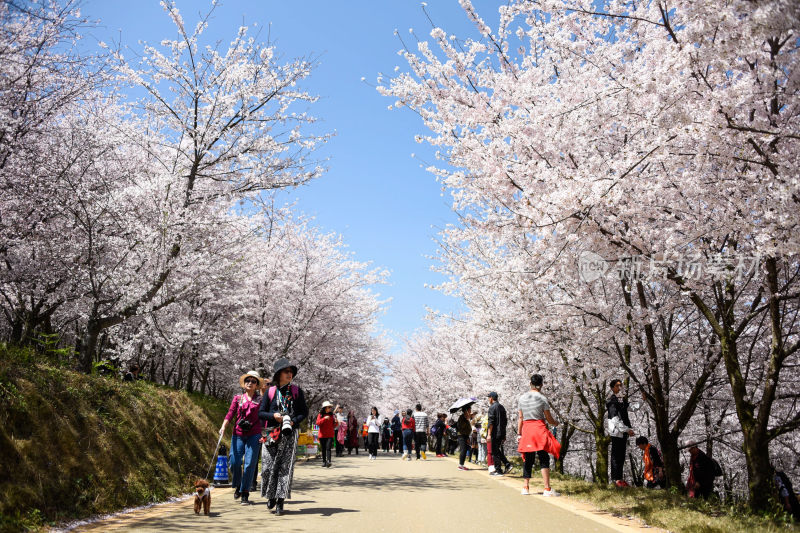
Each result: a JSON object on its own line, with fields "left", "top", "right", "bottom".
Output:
{"left": 711, "top": 458, "right": 723, "bottom": 477}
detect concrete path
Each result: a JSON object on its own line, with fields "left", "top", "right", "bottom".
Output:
{"left": 68, "top": 452, "right": 655, "bottom": 532}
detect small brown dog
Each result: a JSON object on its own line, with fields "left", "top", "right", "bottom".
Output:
{"left": 193, "top": 479, "right": 211, "bottom": 515}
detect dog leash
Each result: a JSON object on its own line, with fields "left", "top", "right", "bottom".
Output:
{"left": 205, "top": 432, "right": 224, "bottom": 480}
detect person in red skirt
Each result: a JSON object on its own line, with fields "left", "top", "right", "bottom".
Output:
{"left": 516, "top": 374, "right": 561, "bottom": 496}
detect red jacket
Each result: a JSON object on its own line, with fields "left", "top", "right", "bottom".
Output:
{"left": 401, "top": 416, "right": 416, "bottom": 431}
{"left": 316, "top": 412, "right": 337, "bottom": 439}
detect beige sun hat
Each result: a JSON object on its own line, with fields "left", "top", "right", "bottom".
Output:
{"left": 321, "top": 400, "right": 333, "bottom": 409}
{"left": 239, "top": 370, "right": 262, "bottom": 388}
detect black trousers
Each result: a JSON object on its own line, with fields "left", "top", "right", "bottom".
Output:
{"left": 610, "top": 435, "right": 628, "bottom": 481}
{"left": 458, "top": 436, "right": 469, "bottom": 466}
{"left": 522, "top": 450, "right": 550, "bottom": 478}
{"left": 335, "top": 439, "right": 343, "bottom": 456}
{"left": 393, "top": 430, "right": 402, "bottom": 453}
{"left": 382, "top": 435, "right": 390, "bottom": 452}
{"left": 435, "top": 434, "right": 443, "bottom": 455}
{"left": 414, "top": 432, "right": 426, "bottom": 458}
{"left": 448, "top": 439, "right": 458, "bottom": 455}
{"left": 491, "top": 436, "right": 509, "bottom": 469}
{"left": 367, "top": 433, "right": 379, "bottom": 455}
{"left": 319, "top": 437, "right": 333, "bottom": 465}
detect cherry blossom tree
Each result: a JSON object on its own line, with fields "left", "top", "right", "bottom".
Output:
{"left": 381, "top": 0, "right": 799, "bottom": 508}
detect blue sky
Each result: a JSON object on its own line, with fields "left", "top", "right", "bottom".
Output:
{"left": 81, "top": 1, "right": 499, "bottom": 349}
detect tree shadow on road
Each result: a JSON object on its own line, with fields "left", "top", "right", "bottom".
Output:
{"left": 293, "top": 473, "right": 485, "bottom": 492}
{"left": 286, "top": 506, "right": 358, "bottom": 517}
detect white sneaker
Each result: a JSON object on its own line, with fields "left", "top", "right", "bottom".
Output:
{"left": 521, "top": 488, "right": 530, "bottom": 495}
{"left": 401, "top": 453, "right": 407, "bottom": 460}
{"left": 488, "top": 465, "right": 496, "bottom": 473}
{"left": 542, "top": 489, "right": 560, "bottom": 497}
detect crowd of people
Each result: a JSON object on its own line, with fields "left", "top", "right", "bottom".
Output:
{"left": 217, "top": 363, "right": 799, "bottom": 518}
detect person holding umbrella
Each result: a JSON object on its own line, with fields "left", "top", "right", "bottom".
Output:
{"left": 449, "top": 398, "right": 477, "bottom": 471}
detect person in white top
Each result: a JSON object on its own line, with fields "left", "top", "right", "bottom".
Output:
{"left": 366, "top": 406, "right": 381, "bottom": 460}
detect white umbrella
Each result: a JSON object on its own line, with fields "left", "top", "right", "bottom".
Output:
{"left": 449, "top": 397, "right": 478, "bottom": 413}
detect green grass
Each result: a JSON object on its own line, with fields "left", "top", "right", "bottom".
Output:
{"left": 0, "top": 345, "right": 229, "bottom": 532}
{"left": 503, "top": 457, "right": 799, "bottom": 533}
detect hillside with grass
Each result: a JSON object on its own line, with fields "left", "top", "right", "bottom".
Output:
{"left": 0, "top": 345, "right": 228, "bottom": 532}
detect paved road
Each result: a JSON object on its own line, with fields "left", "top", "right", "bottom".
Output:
{"left": 68, "top": 452, "right": 649, "bottom": 532}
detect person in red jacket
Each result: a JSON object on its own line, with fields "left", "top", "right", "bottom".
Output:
{"left": 401, "top": 408, "right": 416, "bottom": 461}
{"left": 316, "top": 401, "right": 338, "bottom": 468}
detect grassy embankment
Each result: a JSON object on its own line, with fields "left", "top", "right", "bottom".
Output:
{"left": 0, "top": 345, "right": 228, "bottom": 532}
{"left": 504, "top": 457, "right": 799, "bottom": 533}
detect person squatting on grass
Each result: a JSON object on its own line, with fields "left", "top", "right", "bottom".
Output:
{"left": 517, "top": 374, "right": 561, "bottom": 496}
{"left": 219, "top": 370, "right": 264, "bottom": 505}
{"left": 636, "top": 436, "right": 665, "bottom": 489}
{"left": 258, "top": 358, "right": 308, "bottom": 516}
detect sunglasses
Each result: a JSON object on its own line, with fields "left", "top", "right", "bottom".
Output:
{"left": 244, "top": 379, "right": 258, "bottom": 385}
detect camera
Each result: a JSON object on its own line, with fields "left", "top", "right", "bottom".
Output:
{"left": 280, "top": 412, "right": 293, "bottom": 436}
{"left": 237, "top": 418, "right": 253, "bottom": 432}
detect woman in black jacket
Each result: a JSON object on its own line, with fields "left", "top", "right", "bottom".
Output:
{"left": 258, "top": 357, "right": 308, "bottom": 516}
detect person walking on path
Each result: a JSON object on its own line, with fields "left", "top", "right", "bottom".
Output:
{"left": 334, "top": 405, "right": 346, "bottom": 457}
{"left": 258, "top": 358, "right": 308, "bottom": 516}
{"left": 517, "top": 374, "right": 561, "bottom": 496}
{"left": 487, "top": 391, "right": 512, "bottom": 475}
{"left": 635, "top": 436, "right": 665, "bottom": 489}
{"left": 219, "top": 370, "right": 264, "bottom": 505}
{"left": 401, "top": 409, "right": 416, "bottom": 461}
{"left": 367, "top": 407, "right": 381, "bottom": 460}
{"left": 432, "top": 413, "right": 446, "bottom": 457}
{"left": 412, "top": 403, "right": 429, "bottom": 460}
{"left": 457, "top": 406, "right": 474, "bottom": 470}
{"left": 362, "top": 419, "right": 369, "bottom": 453}
{"left": 381, "top": 417, "right": 391, "bottom": 453}
{"left": 316, "top": 401, "right": 337, "bottom": 468}
{"left": 391, "top": 410, "right": 403, "bottom": 454}
{"left": 606, "top": 379, "right": 634, "bottom": 484}
{"left": 345, "top": 410, "right": 360, "bottom": 455}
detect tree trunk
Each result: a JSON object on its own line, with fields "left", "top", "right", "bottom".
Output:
{"left": 594, "top": 428, "right": 610, "bottom": 485}
{"left": 79, "top": 319, "right": 101, "bottom": 373}
{"left": 554, "top": 424, "right": 575, "bottom": 474}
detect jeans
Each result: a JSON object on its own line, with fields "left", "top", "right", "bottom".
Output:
{"left": 230, "top": 433, "right": 261, "bottom": 494}
{"left": 610, "top": 435, "right": 628, "bottom": 481}
{"left": 368, "top": 433, "right": 379, "bottom": 455}
{"left": 458, "top": 436, "right": 469, "bottom": 466}
{"left": 319, "top": 437, "right": 333, "bottom": 464}
{"left": 402, "top": 429, "right": 414, "bottom": 454}
{"left": 414, "top": 432, "right": 427, "bottom": 458}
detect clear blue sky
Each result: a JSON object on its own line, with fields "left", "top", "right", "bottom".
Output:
{"left": 81, "top": 1, "right": 499, "bottom": 349}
